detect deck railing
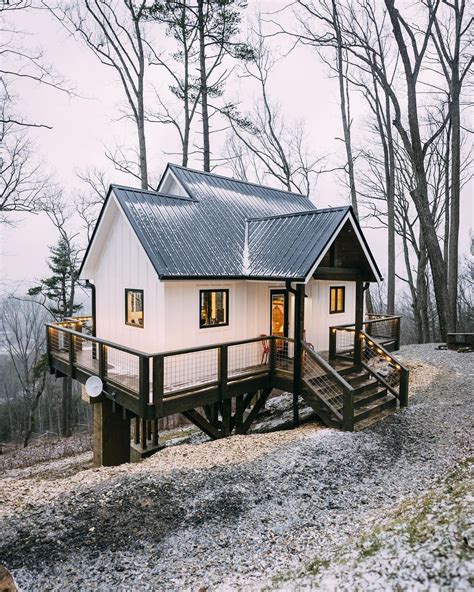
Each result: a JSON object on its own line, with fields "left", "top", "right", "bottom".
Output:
{"left": 359, "top": 331, "right": 409, "bottom": 407}
{"left": 46, "top": 323, "right": 294, "bottom": 419}
{"left": 301, "top": 342, "right": 355, "bottom": 431}
{"left": 329, "top": 314, "right": 401, "bottom": 362}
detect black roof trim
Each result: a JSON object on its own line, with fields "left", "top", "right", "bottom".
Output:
{"left": 168, "top": 163, "right": 311, "bottom": 199}
{"left": 247, "top": 206, "right": 350, "bottom": 223}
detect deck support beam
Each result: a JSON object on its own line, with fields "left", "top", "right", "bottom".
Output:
{"left": 93, "top": 399, "right": 130, "bottom": 467}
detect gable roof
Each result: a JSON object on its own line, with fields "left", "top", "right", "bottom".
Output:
{"left": 80, "top": 164, "right": 382, "bottom": 282}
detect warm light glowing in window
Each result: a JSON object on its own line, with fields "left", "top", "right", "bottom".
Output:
{"left": 125, "top": 289, "right": 144, "bottom": 328}
{"left": 200, "top": 289, "right": 229, "bottom": 328}
{"left": 329, "top": 286, "right": 345, "bottom": 314}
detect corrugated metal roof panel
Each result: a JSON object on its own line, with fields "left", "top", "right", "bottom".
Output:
{"left": 247, "top": 208, "right": 349, "bottom": 278}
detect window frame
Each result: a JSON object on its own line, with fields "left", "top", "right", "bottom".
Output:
{"left": 329, "top": 286, "right": 345, "bottom": 315}
{"left": 199, "top": 289, "right": 229, "bottom": 329}
{"left": 125, "top": 288, "right": 144, "bottom": 328}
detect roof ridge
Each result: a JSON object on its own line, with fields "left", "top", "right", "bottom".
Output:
{"left": 112, "top": 184, "right": 194, "bottom": 202}
{"left": 168, "top": 163, "right": 311, "bottom": 199}
{"left": 247, "top": 206, "right": 350, "bottom": 223}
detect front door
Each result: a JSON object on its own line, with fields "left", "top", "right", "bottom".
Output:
{"left": 270, "top": 290, "right": 288, "bottom": 354}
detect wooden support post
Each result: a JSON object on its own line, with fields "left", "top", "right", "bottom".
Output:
{"left": 342, "top": 387, "right": 354, "bottom": 431}
{"left": 139, "top": 356, "right": 150, "bottom": 419}
{"left": 99, "top": 344, "right": 107, "bottom": 381}
{"left": 354, "top": 278, "right": 364, "bottom": 367}
{"left": 235, "top": 395, "right": 244, "bottom": 434}
{"left": 152, "top": 419, "right": 159, "bottom": 446}
{"left": 93, "top": 398, "right": 130, "bottom": 467}
{"left": 399, "top": 369, "right": 409, "bottom": 408}
{"left": 134, "top": 417, "right": 139, "bottom": 445}
{"left": 221, "top": 398, "right": 232, "bottom": 437}
{"left": 293, "top": 283, "right": 305, "bottom": 428}
{"left": 140, "top": 418, "right": 147, "bottom": 450}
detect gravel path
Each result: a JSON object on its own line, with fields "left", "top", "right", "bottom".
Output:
{"left": 1, "top": 345, "right": 473, "bottom": 591}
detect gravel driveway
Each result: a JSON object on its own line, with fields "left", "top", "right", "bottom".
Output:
{"left": 1, "top": 345, "right": 473, "bottom": 591}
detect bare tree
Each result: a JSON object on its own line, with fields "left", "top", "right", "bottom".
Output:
{"left": 76, "top": 168, "right": 109, "bottom": 241}
{"left": 47, "top": 0, "right": 152, "bottom": 188}
{"left": 429, "top": 0, "right": 473, "bottom": 331}
{"left": 223, "top": 30, "right": 327, "bottom": 195}
{"left": 145, "top": 1, "right": 201, "bottom": 167}
{"left": 1, "top": 297, "right": 49, "bottom": 447}
{"left": 293, "top": 0, "right": 360, "bottom": 214}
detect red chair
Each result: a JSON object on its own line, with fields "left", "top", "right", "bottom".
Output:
{"left": 260, "top": 334, "right": 270, "bottom": 365}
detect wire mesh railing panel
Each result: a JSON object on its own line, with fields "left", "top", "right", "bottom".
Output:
{"left": 361, "top": 336, "right": 401, "bottom": 395}
{"left": 275, "top": 338, "right": 294, "bottom": 374}
{"left": 334, "top": 328, "right": 355, "bottom": 355}
{"left": 302, "top": 350, "right": 345, "bottom": 415}
{"left": 48, "top": 328, "right": 70, "bottom": 360}
{"left": 104, "top": 346, "right": 141, "bottom": 395}
{"left": 163, "top": 348, "right": 219, "bottom": 395}
{"left": 228, "top": 339, "right": 269, "bottom": 378}
{"left": 72, "top": 333, "right": 97, "bottom": 373}
{"left": 365, "top": 318, "right": 398, "bottom": 341}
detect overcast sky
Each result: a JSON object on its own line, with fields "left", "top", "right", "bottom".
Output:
{"left": 1, "top": 1, "right": 472, "bottom": 294}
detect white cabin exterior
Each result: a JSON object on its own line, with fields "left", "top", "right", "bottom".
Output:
{"left": 80, "top": 164, "right": 380, "bottom": 359}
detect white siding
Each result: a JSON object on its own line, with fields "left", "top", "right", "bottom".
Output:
{"left": 93, "top": 205, "right": 165, "bottom": 353}
{"left": 305, "top": 279, "right": 357, "bottom": 351}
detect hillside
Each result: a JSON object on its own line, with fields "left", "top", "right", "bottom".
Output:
{"left": 1, "top": 345, "right": 473, "bottom": 591}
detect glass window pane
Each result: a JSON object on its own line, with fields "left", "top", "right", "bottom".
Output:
{"left": 200, "top": 290, "right": 228, "bottom": 328}
{"left": 126, "top": 289, "right": 144, "bottom": 327}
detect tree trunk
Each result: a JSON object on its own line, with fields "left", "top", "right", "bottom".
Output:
{"left": 385, "top": 0, "right": 450, "bottom": 339}
{"left": 197, "top": 0, "right": 210, "bottom": 172}
{"left": 386, "top": 97, "right": 396, "bottom": 314}
{"left": 332, "top": 0, "right": 358, "bottom": 216}
{"left": 448, "top": 71, "right": 461, "bottom": 332}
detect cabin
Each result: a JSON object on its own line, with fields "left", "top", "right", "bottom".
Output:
{"left": 46, "top": 165, "right": 408, "bottom": 466}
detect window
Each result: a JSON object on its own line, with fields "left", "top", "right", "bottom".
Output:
{"left": 200, "top": 289, "right": 229, "bottom": 328}
{"left": 329, "top": 286, "right": 345, "bottom": 314}
{"left": 125, "top": 289, "right": 144, "bottom": 327}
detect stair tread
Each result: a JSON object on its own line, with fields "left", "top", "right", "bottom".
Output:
{"left": 354, "top": 394, "right": 397, "bottom": 422}
{"left": 354, "top": 408, "right": 397, "bottom": 431}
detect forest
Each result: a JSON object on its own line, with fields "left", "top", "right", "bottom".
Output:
{"left": 0, "top": 0, "right": 472, "bottom": 450}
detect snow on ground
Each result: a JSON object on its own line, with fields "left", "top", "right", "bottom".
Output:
{"left": 0, "top": 345, "right": 473, "bottom": 591}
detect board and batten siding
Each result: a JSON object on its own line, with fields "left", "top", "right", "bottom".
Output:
{"left": 305, "top": 279, "right": 357, "bottom": 351}
{"left": 93, "top": 206, "right": 165, "bottom": 353}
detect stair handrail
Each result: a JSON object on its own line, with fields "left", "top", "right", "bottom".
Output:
{"left": 301, "top": 341, "right": 355, "bottom": 430}
{"left": 359, "top": 330, "right": 409, "bottom": 407}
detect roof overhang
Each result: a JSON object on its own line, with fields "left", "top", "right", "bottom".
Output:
{"left": 303, "top": 209, "right": 383, "bottom": 284}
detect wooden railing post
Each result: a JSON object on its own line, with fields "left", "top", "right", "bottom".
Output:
{"left": 399, "top": 368, "right": 409, "bottom": 407}
{"left": 219, "top": 344, "right": 228, "bottom": 399}
{"left": 342, "top": 387, "right": 354, "bottom": 432}
{"left": 329, "top": 328, "right": 336, "bottom": 361}
{"left": 395, "top": 317, "right": 401, "bottom": 351}
{"left": 98, "top": 343, "right": 107, "bottom": 382}
{"left": 139, "top": 356, "right": 150, "bottom": 419}
{"left": 269, "top": 337, "right": 276, "bottom": 379}
{"left": 152, "top": 354, "right": 164, "bottom": 418}
{"left": 46, "top": 327, "right": 53, "bottom": 368}
{"left": 219, "top": 345, "right": 230, "bottom": 436}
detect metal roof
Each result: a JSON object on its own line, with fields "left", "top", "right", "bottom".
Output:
{"left": 247, "top": 208, "right": 350, "bottom": 279}
{"left": 83, "top": 164, "right": 381, "bottom": 281}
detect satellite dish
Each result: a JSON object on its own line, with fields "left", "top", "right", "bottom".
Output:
{"left": 85, "top": 375, "right": 103, "bottom": 398}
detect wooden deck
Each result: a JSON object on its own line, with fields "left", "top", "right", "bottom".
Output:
{"left": 46, "top": 314, "right": 406, "bottom": 443}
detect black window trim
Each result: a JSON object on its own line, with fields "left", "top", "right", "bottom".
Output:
{"left": 199, "top": 288, "right": 229, "bottom": 329}
{"left": 329, "top": 285, "right": 345, "bottom": 314}
{"left": 125, "top": 288, "right": 144, "bottom": 328}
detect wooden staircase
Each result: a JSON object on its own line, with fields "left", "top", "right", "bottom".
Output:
{"left": 300, "top": 339, "right": 407, "bottom": 431}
